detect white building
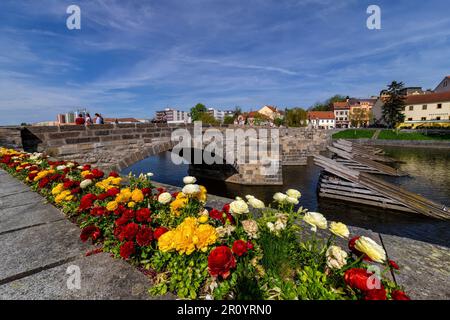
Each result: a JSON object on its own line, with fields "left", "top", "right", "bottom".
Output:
{"left": 207, "top": 108, "right": 226, "bottom": 122}
{"left": 155, "top": 108, "right": 191, "bottom": 123}
{"left": 307, "top": 111, "right": 335, "bottom": 129}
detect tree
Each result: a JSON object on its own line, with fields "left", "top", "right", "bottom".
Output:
{"left": 382, "top": 81, "right": 406, "bottom": 128}
{"left": 309, "top": 95, "right": 347, "bottom": 111}
{"left": 190, "top": 103, "right": 207, "bottom": 121}
{"left": 223, "top": 115, "right": 235, "bottom": 125}
{"left": 198, "top": 112, "right": 219, "bottom": 125}
{"left": 349, "top": 108, "right": 368, "bottom": 128}
{"left": 233, "top": 106, "right": 242, "bottom": 117}
{"left": 285, "top": 108, "right": 308, "bottom": 127}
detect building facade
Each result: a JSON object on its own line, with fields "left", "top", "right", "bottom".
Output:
{"left": 155, "top": 108, "right": 191, "bottom": 123}
{"left": 403, "top": 91, "right": 450, "bottom": 123}
{"left": 332, "top": 101, "right": 350, "bottom": 128}
{"left": 307, "top": 111, "right": 335, "bottom": 129}
{"left": 207, "top": 108, "right": 226, "bottom": 122}
{"left": 258, "top": 105, "right": 283, "bottom": 121}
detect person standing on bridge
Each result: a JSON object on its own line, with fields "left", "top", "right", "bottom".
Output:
{"left": 85, "top": 113, "right": 93, "bottom": 125}
{"left": 94, "top": 113, "right": 104, "bottom": 124}
{"left": 75, "top": 114, "right": 85, "bottom": 125}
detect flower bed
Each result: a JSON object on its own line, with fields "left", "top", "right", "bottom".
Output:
{"left": 0, "top": 147, "right": 410, "bottom": 300}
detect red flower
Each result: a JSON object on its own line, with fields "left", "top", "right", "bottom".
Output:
{"left": 232, "top": 240, "right": 248, "bottom": 257}
{"left": 79, "top": 193, "right": 97, "bottom": 211}
{"left": 120, "top": 241, "right": 135, "bottom": 260}
{"left": 141, "top": 187, "right": 151, "bottom": 195}
{"left": 136, "top": 226, "right": 153, "bottom": 246}
{"left": 389, "top": 260, "right": 400, "bottom": 270}
{"left": 364, "top": 287, "right": 387, "bottom": 300}
{"left": 209, "top": 208, "right": 224, "bottom": 222}
{"left": 91, "top": 168, "right": 104, "bottom": 179}
{"left": 391, "top": 290, "right": 411, "bottom": 300}
{"left": 97, "top": 192, "right": 109, "bottom": 200}
{"left": 121, "top": 222, "right": 139, "bottom": 241}
{"left": 153, "top": 227, "right": 169, "bottom": 240}
{"left": 82, "top": 164, "right": 91, "bottom": 171}
{"left": 171, "top": 191, "right": 179, "bottom": 198}
{"left": 344, "top": 268, "right": 374, "bottom": 292}
{"left": 86, "top": 248, "right": 103, "bottom": 257}
{"left": 85, "top": 174, "right": 95, "bottom": 180}
{"left": 90, "top": 207, "right": 106, "bottom": 217}
{"left": 71, "top": 187, "right": 81, "bottom": 195}
{"left": 108, "top": 171, "right": 119, "bottom": 177}
{"left": 246, "top": 241, "right": 254, "bottom": 250}
{"left": 222, "top": 203, "right": 230, "bottom": 213}
{"left": 156, "top": 187, "right": 166, "bottom": 195}
{"left": 80, "top": 226, "right": 101, "bottom": 242}
{"left": 107, "top": 187, "right": 120, "bottom": 197}
{"left": 136, "top": 208, "right": 151, "bottom": 223}
{"left": 28, "top": 172, "right": 38, "bottom": 180}
{"left": 208, "top": 246, "right": 236, "bottom": 279}
{"left": 38, "top": 177, "right": 50, "bottom": 188}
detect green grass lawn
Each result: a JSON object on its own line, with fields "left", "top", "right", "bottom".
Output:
{"left": 332, "top": 129, "right": 375, "bottom": 139}
{"left": 378, "top": 130, "right": 450, "bottom": 140}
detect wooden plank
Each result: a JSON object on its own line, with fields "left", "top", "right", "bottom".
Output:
{"left": 319, "top": 192, "right": 415, "bottom": 213}
{"left": 319, "top": 186, "right": 406, "bottom": 205}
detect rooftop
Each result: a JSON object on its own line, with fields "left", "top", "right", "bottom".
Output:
{"left": 307, "top": 111, "right": 335, "bottom": 120}
{"left": 405, "top": 91, "right": 450, "bottom": 105}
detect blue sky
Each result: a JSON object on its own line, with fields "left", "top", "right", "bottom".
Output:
{"left": 1, "top": 0, "right": 449, "bottom": 125}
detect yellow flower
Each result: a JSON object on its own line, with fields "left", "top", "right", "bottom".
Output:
{"left": 170, "top": 198, "right": 188, "bottom": 216}
{"left": 196, "top": 185, "right": 207, "bottom": 203}
{"left": 51, "top": 183, "right": 64, "bottom": 196}
{"left": 329, "top": 222, "right": 350, "bottom": 238}
{"left": 115, "top": 188, "right": 132, "bottom": 203}
{"left": 128, "top": 201, "right": 136, "bottom": 208}
{"left": 34, "top": 170, "right": 49, "bottom": 182}
{"left": 106, "top": 201, "right": 119, "bottom": 211}
{"left": 198, "top": 215, "right": 209, "bottom": 223}
{"left": 131, "top": 189, "right": 144, "bottom": 202}
{"left": 157, "top": 217, "right": 217, "bottom": 255}
{"left": 55, "top": 190, "right": 71, "bottom": 204}
{"left": 81, "top": 170, "right": 91, "bottom": 178}
{"left": 111, "top": 177, "right": 122, "bottom": 185}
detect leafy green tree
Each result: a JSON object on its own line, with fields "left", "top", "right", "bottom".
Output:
{"left": 223, "top": 115, "right": 235, "bottom": 125}
{"left": 382, "top": 81, "right": 406, "bottom": 128}
{"left": 285, "top": 108, "right": 307, "bottom": 127}
{"left": 198, "top": 112, "right": 219, "bottom": 125}
{"left": 190, "top": 103, "right": 207, "bottom": 121}
{"left": 273, "top": 117, "right": 284, "bottom": 127}
{"left": 309, "top": 95, "right": 346, "bottom": 111}
{"left": 349, "top": 108, "right": 368, "bottom": 128}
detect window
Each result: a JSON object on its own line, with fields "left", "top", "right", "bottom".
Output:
{"left": 421, "top": 117, "right": 426, "bottom": 121}
{"left": 407, "top": 118, "right": 413, "bottom": 121}
{"left": 436, "top": 117, "right": 441, "bottom": 120}
{"left": 409, "top": 106, "right": 414, "bottom": 111}
{"left": 437, "top": 104, "right": 442, "bottom": 109}
{"left": 422, "top": 105, "right": 427, "bottom": 110}
{"left": 402, "top": 106, "right": 406, "bottom": 111}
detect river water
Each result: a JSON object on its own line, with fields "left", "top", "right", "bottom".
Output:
{"left": 122, "top": 147, "right": 450, "bottom": 247}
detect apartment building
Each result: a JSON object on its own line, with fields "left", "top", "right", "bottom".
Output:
{"left": 155, "top": 108, "right": 191, "bottom": 123}
{"left": 307, "top": 111, "right": 335, "bottom": 129}
{"left": 403, "top": 91, "right": 450, "bottom": 123}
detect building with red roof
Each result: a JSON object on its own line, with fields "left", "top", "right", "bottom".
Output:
{"left": 307, "top": 111, "right": 335, "bottom": 129}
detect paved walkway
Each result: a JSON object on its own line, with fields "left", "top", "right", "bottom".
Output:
{"left": 1, "top": 170, "right": 449, "bottom": 300}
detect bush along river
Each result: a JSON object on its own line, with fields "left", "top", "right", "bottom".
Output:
{"left": 122, "top": 147, "right": 450, "bottom": 248}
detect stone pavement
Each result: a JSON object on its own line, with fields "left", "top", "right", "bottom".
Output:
{"left": 0, "top": 169, "right": 173, "bottom": 300}
{"left": 1, "top": 170, "right": 449, "bottom": 300}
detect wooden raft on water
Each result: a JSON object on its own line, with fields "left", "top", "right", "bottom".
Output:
{"left": 314, "top": 155, "right": 450, "bottom": 220}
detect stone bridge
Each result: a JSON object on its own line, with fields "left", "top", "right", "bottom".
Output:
{"left": 0, "top": 124, "right": 331, "bottom": 185}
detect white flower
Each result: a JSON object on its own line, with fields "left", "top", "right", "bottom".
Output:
{"left": 205, "top": 294, "right": 213, "bottom": 300}
{"left": 77, "top": 166, "right": 84, "bottom": 170}
{"left": 147, "top": 172, "right": 154, "bottom": 177}
{"left": 56, "top": 165, "right": 66, "bottom": 171}
{"left": 216, "top": 225, "right": 236, "bottom": 238}
{"left": 286, "top": 196, "right": 299, "bottom": 205}
{"left": 182, "top": 184, "right": 201, "bottom": 195}
{"left": 286, "top": 189, "right": 301, "bottom": 199}
{"left": 183, "top": 176, "right": 196, "bottom": 184}
{"left": 355, "top": 236, "right": 386, "bottom": 263}
{"left": 80, "top": 179, "right": 92, "bottom": 189}
{"left": 158, "top": 192, "right": 172, "bottom": 204}
{"left": 329, "top": 222, "right": 350, "bottom": 239}
{"left": 247, "top": 197, "right": 265, "bottom": 209}
{"left": 273, "top": 192, "right": 288, "bottom": 203}
{"left": 66, "top": 162, "right": 75, "bottom": 168}
{"left": 229, "top": 199, "right": 249, "bottom": 214}
{"left": 274, "top": 220, "right": 286, "bottom": 231}
{"left": 275, "top": 213, "right": 288, "bottom": 225}
{"left": 303, "top": 212, "right": 327, "bottom": 232}
{"left": 245, "top": 195, "right": 255, "bottom": 200}
{"left": 267, "top": 222, "right": 275, "bottom": 232}
{"left": 241, "top": 219, "right": 259, "bottom": 239}
{"left": 326, "top": 246, "right": 348, "bottom": 270}
{"left": 235, "top": 196, "right": 243, "bottom": 201}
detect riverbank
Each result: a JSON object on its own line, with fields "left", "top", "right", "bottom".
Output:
{"left": 338, "top": 138, "right": 450, "bottom": 148}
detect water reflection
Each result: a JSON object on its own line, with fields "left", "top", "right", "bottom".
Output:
{"left": 122, "top": 148, "right": 450, "bottom": 247}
